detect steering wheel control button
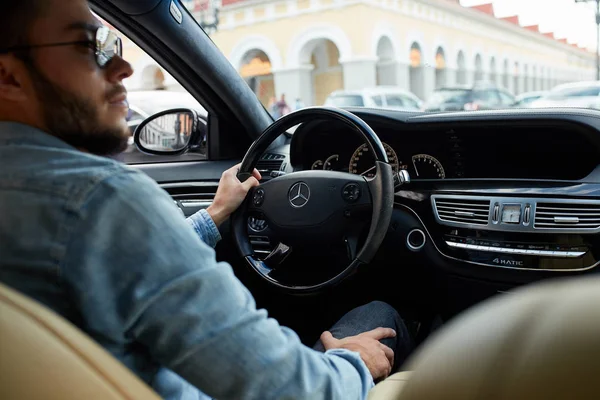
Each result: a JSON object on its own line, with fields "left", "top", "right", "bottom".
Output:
{"left": 407, "top": 229, "right": 426, "bottom": 251}
{"left": 342, "top": 183, "right": 361, "bottom": 203}
{"left": 289, "top": 182, "right": 310, "bottom": 208}
{"left": 248, "top": 216, "right": 268, "bottom": 232}
{"left": 252, "top": 188, "right": 265, "bottom": 207}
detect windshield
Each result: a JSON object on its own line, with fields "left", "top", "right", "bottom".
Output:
{"left": 180, "top": 0, "right": 598, "bottom": 114}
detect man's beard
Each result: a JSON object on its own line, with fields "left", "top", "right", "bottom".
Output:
{"left": 25, "top": 61, "right": 129, "bottom": 156}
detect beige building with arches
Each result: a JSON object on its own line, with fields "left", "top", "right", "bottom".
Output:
{"left": 189, "top": 0, "right": 596, "bottom": 106}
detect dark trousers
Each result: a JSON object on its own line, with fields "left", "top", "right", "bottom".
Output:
{"left": 312, "top": 301, "right": 413, "bottom": 372}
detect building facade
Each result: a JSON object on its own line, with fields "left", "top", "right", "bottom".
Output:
{"left": 182, "top": 0, "right": 596, "bottom": 106}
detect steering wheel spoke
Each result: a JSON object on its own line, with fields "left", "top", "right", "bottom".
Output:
{"left": 263, "top": 242, "right": 293, "bottom": 267}
{"left": 344, "top": 234, "right": 359, "bottom": 260}
{"left": 231, "top": 107, "right": 394, "bottom": 294}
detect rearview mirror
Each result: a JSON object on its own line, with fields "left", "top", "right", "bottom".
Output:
{"left": 134, "top": 108, "right": 202, "bottom": 155}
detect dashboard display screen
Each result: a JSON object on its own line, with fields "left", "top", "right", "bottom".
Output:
{"left": 501, "top": 205, "right": 521, "bottom": 224}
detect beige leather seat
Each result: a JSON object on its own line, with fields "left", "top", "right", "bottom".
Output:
{"left": 392, "top": 275, "right": 600, "bottom": 399}
{"left": 368, "top": 371, "right": 412, "bottom": 399}
{"left": 0, "top": 282, "right": 162, "bottom": 400}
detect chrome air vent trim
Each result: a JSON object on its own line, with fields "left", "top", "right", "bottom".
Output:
{"left": 432, "top": 196, "right": 600, "bottom": 234}
{"left": 432, "top": 196, "right": 491, "bottom": 227}
{"left": 534, "top": 200, "right": 600, "bottom": 231}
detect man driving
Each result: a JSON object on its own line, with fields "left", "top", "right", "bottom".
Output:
{"left": 0, "top": 1, "right": 412, "bottom": 399}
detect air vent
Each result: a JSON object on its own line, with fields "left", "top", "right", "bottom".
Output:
{"left": 262, "top": 153, "right": 285, "bottom": 161}
{"left": 434, "top": 197, "right": 491, "bottom": 226}
{"left": 535, "top": 202, "right": 600, "bottom": 230}
{"left": 256, "top": 154, "right": 285, "bottom": 178}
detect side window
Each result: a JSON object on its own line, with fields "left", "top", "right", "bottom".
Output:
{"left": 385, "top": 95, "right": 405, "bottom": 107}
{"left": 98, "top": 17, "right": 209, "bottom": 164}
{"left": 371, "top": 95, "right": 383, "bottom": 107}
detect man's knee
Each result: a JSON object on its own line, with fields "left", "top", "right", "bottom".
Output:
{"left": 361, "top": 301, "right": 401, "bottom": 322}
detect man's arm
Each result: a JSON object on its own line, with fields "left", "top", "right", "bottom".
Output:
{"left": 187, "top": 164, "right": 261, "bottom": 248}
{"left": 186, "top": 209, "right": 222, "bottom": 248}
{"left": 61, "top": 169, "right": 377, "bottom": 400}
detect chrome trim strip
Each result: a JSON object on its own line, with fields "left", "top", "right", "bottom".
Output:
{"left": 445, "top": 241, "right": 586, "bottom": 258}
{"left": 160, "top": 182, "right": 219, "bottom": 189}
{"left": 554, "top": 216, "right": 580, "bottom": 224}
{"left": 180, "top": 200, "right": 213, "bottom": 208}
{"left": 454, "top": 211, "right": 475, "bottom": 217}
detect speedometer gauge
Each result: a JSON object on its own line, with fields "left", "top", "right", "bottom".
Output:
{"left": 349, "top": 143, "right": 399, "bottom": 178}
{"left": 324, "top": 154, "right": 340, "bottom": 171}
{"left": 411, "top": 154, "right": 445, "bottom": 179}
{"left": 311, "top": 160, "right": 324, "bottom": 170}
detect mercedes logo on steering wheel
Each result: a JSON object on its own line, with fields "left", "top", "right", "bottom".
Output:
{"left": 289, "top": 182, "right": 310, "bottom": 208}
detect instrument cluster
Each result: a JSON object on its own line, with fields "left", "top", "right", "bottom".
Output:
{"left": 310, "top": 142, "right": 447, "bottom": 180}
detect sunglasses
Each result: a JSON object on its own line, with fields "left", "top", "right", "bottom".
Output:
{"left": 0, "top": 26, "right": 122, "bottom": 68}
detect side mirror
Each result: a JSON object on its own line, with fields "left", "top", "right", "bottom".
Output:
{"left": 134, "top": 108, "right": 203, "bottom": 156}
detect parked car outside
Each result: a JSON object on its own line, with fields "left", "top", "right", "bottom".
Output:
{"left": 324, "top": 87, "right": 423, "bottom": 111}
{"left": 424, "top": 82, "right": 516, "bottom": 112}
{"left": 512, "top": 91, "right": 548, "bottom": 107}
{"left": 528, "top": 81, "right": 600, "bottom": 110}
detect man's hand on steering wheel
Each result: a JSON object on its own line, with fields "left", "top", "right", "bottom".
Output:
{"left": 207, "top": 164, "right": 262, "bottom": 227}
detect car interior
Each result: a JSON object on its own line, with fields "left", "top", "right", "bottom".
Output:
{"left": 4, "top": 0, "right": 600, "bottom": 398}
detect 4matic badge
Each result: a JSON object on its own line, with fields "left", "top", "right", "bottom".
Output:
{"left": 493, "top": 258, "right": 524, "bottom": 267}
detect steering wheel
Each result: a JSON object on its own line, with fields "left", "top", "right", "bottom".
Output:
{"left": 232, "top": 107, "right": 394, "bottom": 294}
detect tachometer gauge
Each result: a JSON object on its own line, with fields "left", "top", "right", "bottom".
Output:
{"left": 411, "top": 154, "right": 445, "bottom": 179}
{"left": 349, "top": 143, "right": 399, "bottom": 178}
{"left": 311, "top": 160, "right": 324, "bottom": 170}
{"left": 324, "top": 154, "right": 340, "bottom": 171}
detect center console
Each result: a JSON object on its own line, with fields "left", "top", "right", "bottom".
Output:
{"left": 431, "top": 195, "right": 600, "bottom": 271}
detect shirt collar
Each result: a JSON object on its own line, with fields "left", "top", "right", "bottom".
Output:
{"left": 0, "top": 121, "right": 76, "bottom": 150}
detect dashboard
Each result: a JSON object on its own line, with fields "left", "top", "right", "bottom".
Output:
{"left": 254, "top": 108, "right": 600, "bottom": 317}
{"left": 291, "top": 118, "right": 599, "bottom": 181}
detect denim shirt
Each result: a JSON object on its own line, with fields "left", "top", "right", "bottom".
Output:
{"left": 0, "top": 122, "right": 373, "bottom": 400}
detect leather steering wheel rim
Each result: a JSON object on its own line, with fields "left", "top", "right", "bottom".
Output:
{"left": 231, "top": 106, "right": 394, "bottom": 294}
